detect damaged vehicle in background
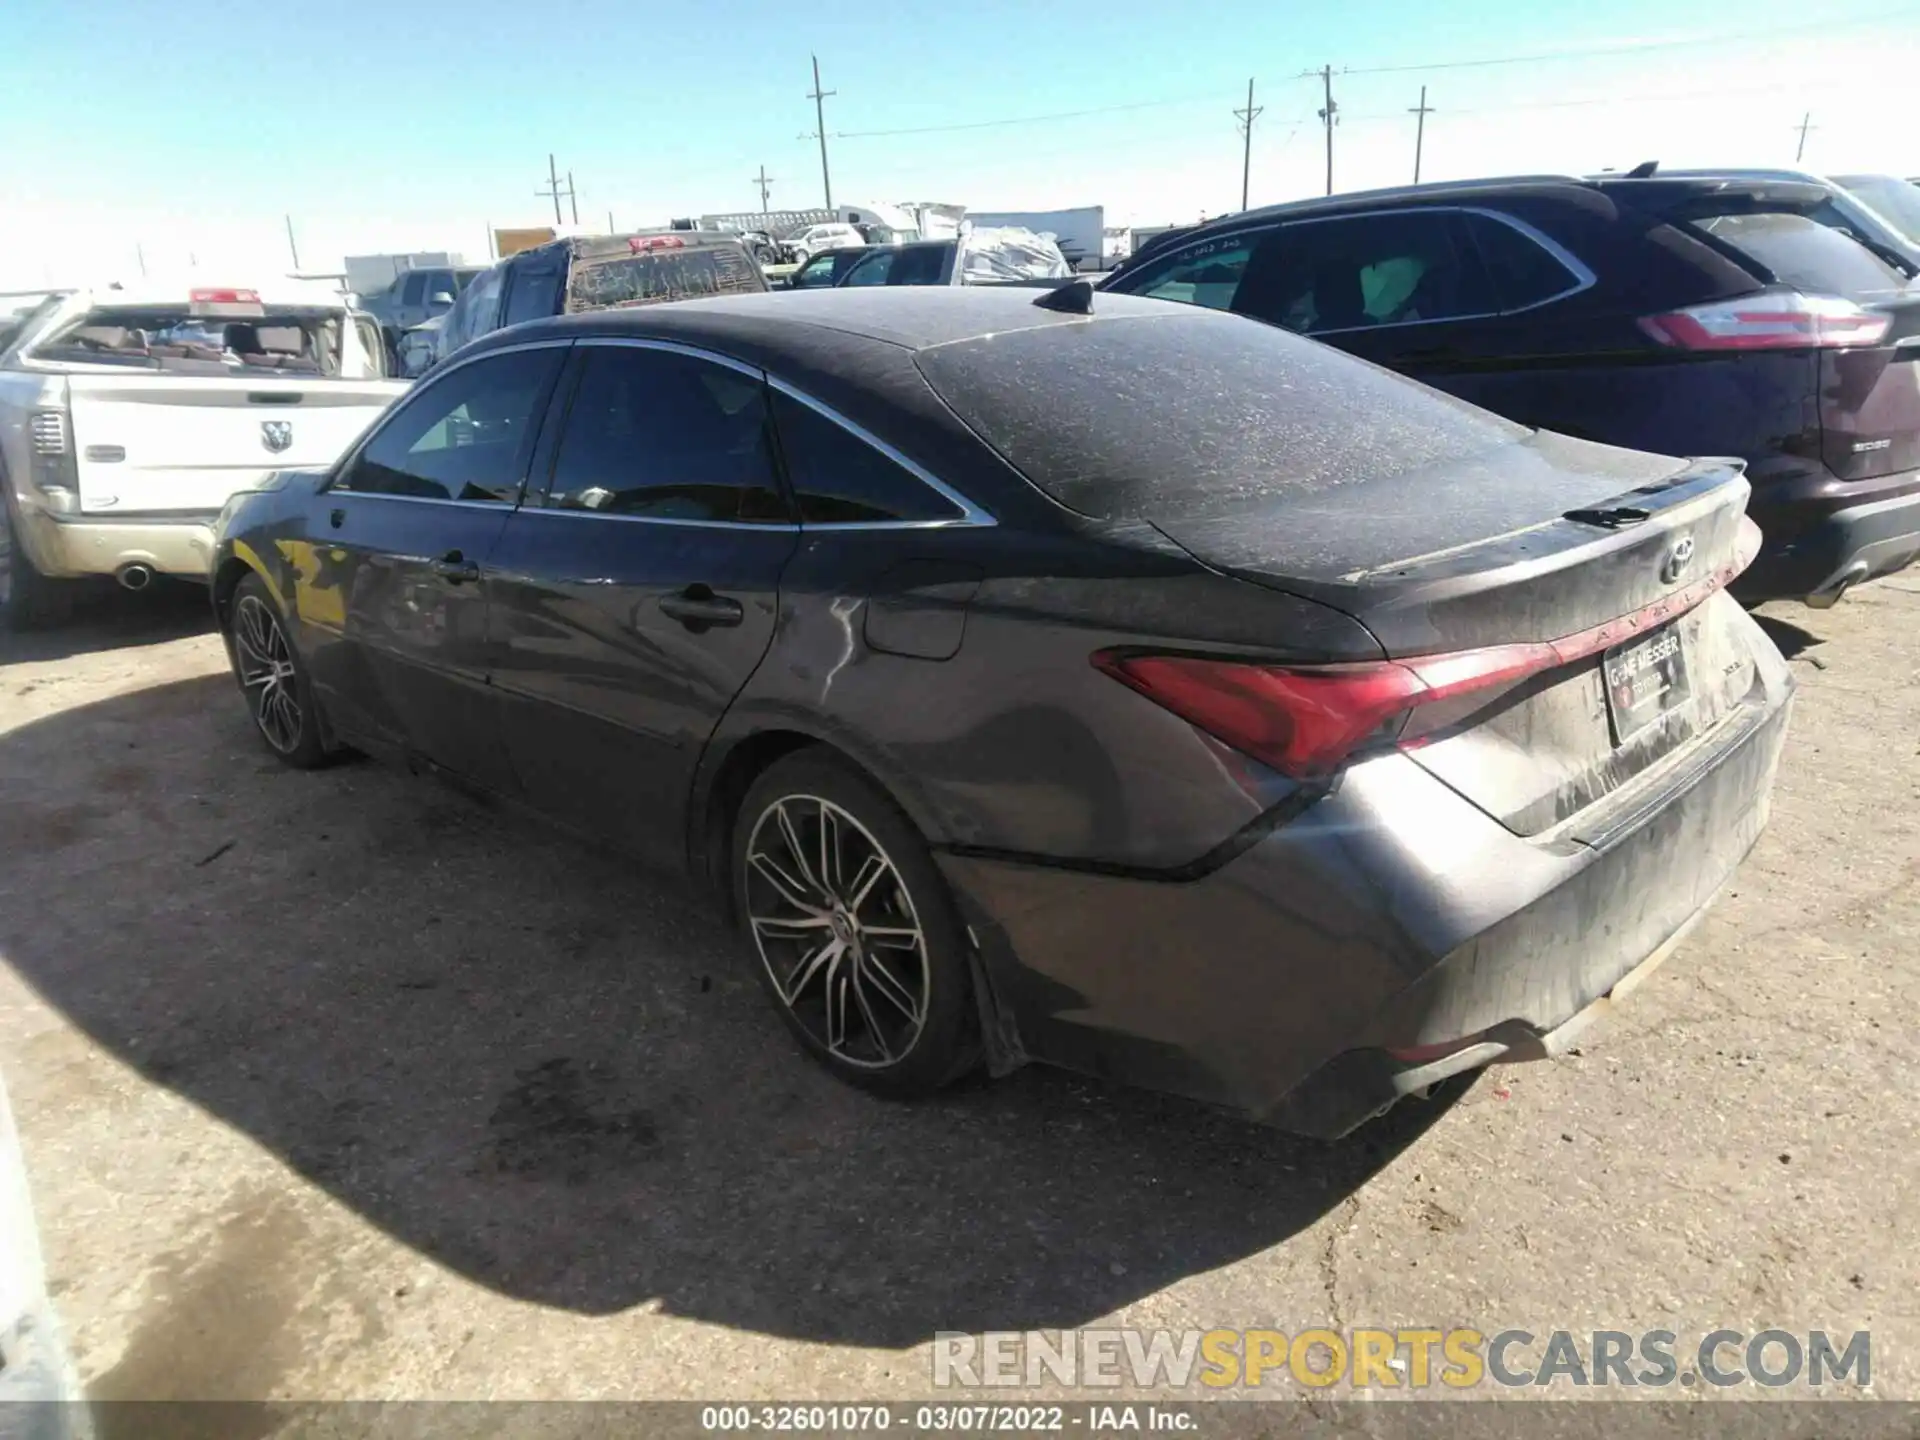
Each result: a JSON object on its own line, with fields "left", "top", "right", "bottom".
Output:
{"left": 413, "top": 230, "right": 769, "bottom": 375}
{"left": 0, "top": 282, "right": 403, "bottom": 628}
{"left": 210, "top": 285, "right": 1792, "bottom": 1138}
{"left": 836, "top": 226, "right": 1071, "bottom": 287}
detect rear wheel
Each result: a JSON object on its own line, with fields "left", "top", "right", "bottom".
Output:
{"left": 0, "top": 496, "right": 75, "bottom": 632}
{"left": 229, "top": 572, "right": 331, "bottom": 768}
{"left": 734, "top": 751, "right": 978, "bottom": 1097}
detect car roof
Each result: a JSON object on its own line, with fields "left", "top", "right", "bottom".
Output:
{"left": 482, "top": 284, "right": 1184, "bottom": 357}
{"left": 1163, "top": 175, "right": 1589, "bottom": 236}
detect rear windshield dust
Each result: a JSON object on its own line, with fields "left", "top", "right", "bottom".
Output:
{"left": 914, "top": 309, "right": 1526, "bottom": 521}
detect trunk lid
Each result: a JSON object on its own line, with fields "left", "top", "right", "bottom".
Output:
{"left": 66, "top": 375, "right": 406, "bottom": 515}
{"left": 1151, "top": 435, "right": 1763, "bottom": 838}
{"left": 1821, "top": 291, "right": 1920, "bottom": 480}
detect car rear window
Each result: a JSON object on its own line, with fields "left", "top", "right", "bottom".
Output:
{"left": 914, "top": 308, "right": 1525, "bottom": 520}
{"left": 566, "top": 244, "right": 767, "bottom": 312}
{"left": 1691, "top": 212, "right": 1905, "bottom": 295}
{"left": 29, "top": 305, "right": 347, "bottom": 376}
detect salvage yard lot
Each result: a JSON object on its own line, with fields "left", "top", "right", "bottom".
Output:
{"left": 0, "top": 581, "right": 1916, "bottom": 1402}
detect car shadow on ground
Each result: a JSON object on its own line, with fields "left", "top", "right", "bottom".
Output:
{"left": 0, "top": 674, "right": 1461, "bottom": 1347}
{"left": 0, "top": 580, "right": 215, "bottom": 664}
{"left": 1750, "top": 606, "right": 1823, "bottom": 663}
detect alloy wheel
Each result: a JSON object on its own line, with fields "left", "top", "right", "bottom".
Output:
{"left": 743, "top": 795, "right": 931, "bottom": 1069}
{"left": 233, "top": 593, "right": 303, "bottom": 754}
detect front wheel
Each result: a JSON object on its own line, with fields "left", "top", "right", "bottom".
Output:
{"left": 228, "top": 572, "right": 332, "bottom": 768}
{"left": 734, "top": 751, "right": 979, "bottom": 1097}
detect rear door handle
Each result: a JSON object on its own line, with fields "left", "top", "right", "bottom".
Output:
{"left": 431, "top": 551, "right": 480, "bottom": 584}
{"left": 659, "top": 585, "right": 744, "bottom": 628}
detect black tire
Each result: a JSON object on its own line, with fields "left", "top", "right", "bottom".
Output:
{"left": 227, "top": 572, "right": 332, "bottom": 769}
{"left": 0, "top": 495, "right": 75, "bottom": 632}
{"left": 733, "top": 749, "right": 979, "bottom": 1097}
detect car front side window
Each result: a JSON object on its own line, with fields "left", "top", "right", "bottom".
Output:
{"left": 541, "top": 345, "right": 789, "bottom": 524}
{"left": 1119, "top": 235, "right": 1258, "bottom": 310}
{"left": 336, "top": 347, "right": 563, "bottom": 503}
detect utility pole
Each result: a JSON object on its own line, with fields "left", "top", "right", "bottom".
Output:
{"left": 284, "top": 214, "right": 300, "bottom": 270}
{"left": 566, "top": 172, "right": 580, "bottom": 225}
{"left": 537, "top": 154, "right": 577, "bottom": 226}
{"left": 807, "top": 55, "right": 836, "bottom": 210}
{"left": 1317, "top": 65, "right": 1339, "bottom": 196}
{"left": 1794, "top": 111, "right": 1817, "bottom": 163}
{"left": 608, "top": 210, "right": 617, "bottom": 234}
{"left": 1232, "top": 78, "right": 1263, "bottom": 212}
{"left": 753, "top": 165, "right": 777, "bottom": 212}
{"left": 1408, "top": 85, "right": 1434, "bottom": 184}
{"left": 135, "top": 243, "right": 147, "bottom": 278}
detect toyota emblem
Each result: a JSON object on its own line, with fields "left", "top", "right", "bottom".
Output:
{"left": 261, "top": 420, "right": 293, "bottom": 454}
{"left": 1660, "top": 534, "right": 1695, "bottom": 585}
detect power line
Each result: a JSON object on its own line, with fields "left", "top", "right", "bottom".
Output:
{"left": 1232, "top": 78, "right": 1263, "bottom": 211}
{"left": 1340, "top": 6, "right": 1917, "bottom": 75}
{"left": 833, "top": 92, "right": 1213, "bottom": 140}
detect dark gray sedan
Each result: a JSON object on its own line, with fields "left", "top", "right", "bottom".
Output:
{"left": 209, "top": 286, "right": 1793, "bottom": 1136}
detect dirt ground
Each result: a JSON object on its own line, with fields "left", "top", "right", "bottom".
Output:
{"left": 0, "top": 576, "right": 1915, "bottom": 1407}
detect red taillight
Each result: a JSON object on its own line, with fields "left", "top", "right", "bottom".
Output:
{"left": 1638, "top": 291, "right": 1890, "bottom": 350}
{"left": 1094, "top": 529, "right": 1759, "bottom": 779}
{"left": 189, "top": 287, "right": 261, "bottom": 305}
{"left": 1094, "top": 647, "right": 1553, "bottom": 779}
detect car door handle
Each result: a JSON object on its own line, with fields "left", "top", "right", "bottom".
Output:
{"left": 658, "top": 586, "right": 744, "bottom": 628}
{"left": 431, "top": 552, "right": 480, "bottom": 584}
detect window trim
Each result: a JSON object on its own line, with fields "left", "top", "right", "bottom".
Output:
{"left": 325, "top": 336, "right": 574, "bottom": 507}
{"left": 1125, "top": 204, "right": 1597, "bottom": 335}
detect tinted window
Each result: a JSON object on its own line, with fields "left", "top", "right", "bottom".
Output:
{"left": 502, "top": 262, "right": 563, "bottom": 327}
{"left": 1692, "top": 212, "right": 1904, "bottom": 294}
{"left": 771, "top": 391, "right": 964, "bottom": 525}
{"left": 338, "top": 347, "right": 560, "bottom": 502}
{"left": 1122, "top": 234, "right": 1256, "bottom": 310}
{"left": 1233, "top": 211, "right": 1497, "bottom": 334}
{"left": 544, "top": 346, "right": 787, "bottom": 523}
{"left": 1836, "top": 175, "right": 1920, "bottom": 243}
{"left": 400, "top": 272, "right": 426, "bottom": 306}
{"left": 915, "top": 308, "right": 1522, "bottom": 521}
{"left": 844, "top": 245, "right": 948, "bottom": 287}
{"left": 1461, "top": 213, "right": 1583, "bottom": 310}
{"left": 564, "top": 243, "right": 766, "bottom": 311}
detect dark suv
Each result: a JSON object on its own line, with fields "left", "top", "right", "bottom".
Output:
{"left": 1103, "top": 175, "right": 1920, "bottom": 606}
{"left": 430, "top": 231, "right": 768, "bottom": 370}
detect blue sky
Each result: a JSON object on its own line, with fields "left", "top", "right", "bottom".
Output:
{"left": 1, "top": 0, "right": 1916, "bottom": 285}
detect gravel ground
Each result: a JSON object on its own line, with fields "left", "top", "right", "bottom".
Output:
{"left": 0, "top": 576, "right": 1914, "bottom": 1412}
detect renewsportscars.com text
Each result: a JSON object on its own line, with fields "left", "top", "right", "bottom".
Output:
{"left": 932, "top": 1328, "right": 1872, "bottom": 1391}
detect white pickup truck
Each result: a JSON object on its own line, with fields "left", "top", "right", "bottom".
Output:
{"left": 0, "top": 282, "right": 408, "bottom": 628}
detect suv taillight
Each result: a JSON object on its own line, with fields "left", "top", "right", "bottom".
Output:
{"left": 28, "top": 410, "right": 66, "bottom": 455}
{"left": 1639, "top": 292, "right": 1890, "bottom": 350}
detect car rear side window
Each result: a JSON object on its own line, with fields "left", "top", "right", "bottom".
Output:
{"left": 338, "top": 347, "right": 562, "bottom": 503}
{"left": 1232, "top": 211, "right": 1498, "bottom": 334}
{"left": 401, "top": 272, "right": 427, "bottom": 306}
{"left": 770, "top": 390, "right": 964, "bottom": 525}
{"left": 1459, "top": 212, "right": 1585, "bottom": 310}
{"left": 543, "top": 345, "right": 788, "bottom": 523}
{"left": 1691, "top": 212, "right": 1905, "bottom": 295}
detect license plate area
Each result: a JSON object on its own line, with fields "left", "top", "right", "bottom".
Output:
{"left": 1603, "top": 621, "right": 1693, "bottom": 745}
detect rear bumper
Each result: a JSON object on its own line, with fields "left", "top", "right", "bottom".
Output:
{"left": 937, "top": 649, "right": 1793, "bottom": 1139}
{"left": 1738, "top": 465, "right": 1920, "bottom": 603}
{"left": 16, "top": 507, "right": 217, "bottom": 582}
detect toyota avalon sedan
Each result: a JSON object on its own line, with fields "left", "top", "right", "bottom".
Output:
{"left": 210, "top": 284, "right": 1793, "bottom": 1137}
